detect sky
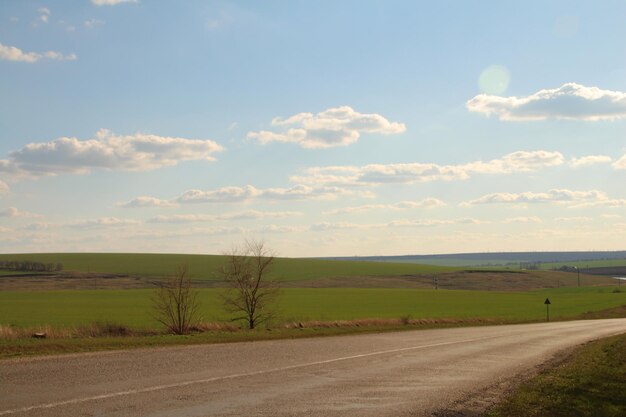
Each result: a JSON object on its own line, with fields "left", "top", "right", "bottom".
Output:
{"left": 1, "top": 0, "right": 625, "bottom": 257}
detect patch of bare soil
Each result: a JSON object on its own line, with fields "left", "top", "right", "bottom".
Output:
{"left": 282, "top": 270, "right": 615, "bottom": 291}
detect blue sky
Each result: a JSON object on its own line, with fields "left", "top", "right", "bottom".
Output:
{"left": 1, "top": 0, "right": 625, "bottom": 256}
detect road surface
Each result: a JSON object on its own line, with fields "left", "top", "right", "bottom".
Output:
{"left": 2, "top": 319, "right": 625, "bottom": 417}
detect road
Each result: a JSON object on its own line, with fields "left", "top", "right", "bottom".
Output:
{"left": 1, "top": 319, "right": 625, "bottom": 417}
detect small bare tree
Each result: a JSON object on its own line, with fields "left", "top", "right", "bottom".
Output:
{"left": 152, "top": 264, "right": 200, "bottom": 335}
{"left": 220, "top": 240, "right": 278, "bottom": 330}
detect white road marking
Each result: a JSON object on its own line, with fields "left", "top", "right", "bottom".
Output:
{"left": 0, "top": 334, "right": 502, "bottom": 416}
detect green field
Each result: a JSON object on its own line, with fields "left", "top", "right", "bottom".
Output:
{"left": 540, "top": 259, "right": 626, "bottom": 270}
{"left": 0, "top": 253, "right": 456, "bottom": 281}
{"left": 1, "top": 286, "right": 623, "bottom": 329}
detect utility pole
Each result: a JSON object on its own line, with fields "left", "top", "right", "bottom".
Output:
{"left": 575, "top": 266, "right": 580, "bottom": 287}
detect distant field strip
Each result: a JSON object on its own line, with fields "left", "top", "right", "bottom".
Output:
{"left": 0, "top": 253, "right": 456, "bottom": 281}
{"left": 1, "top": 287, "right": 624, "bottom": 328}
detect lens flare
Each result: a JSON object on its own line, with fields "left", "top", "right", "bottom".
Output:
{"left": 478, "top": 65, "right": 510, "bottom": 95}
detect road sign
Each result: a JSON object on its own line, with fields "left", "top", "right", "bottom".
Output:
{"left": 544, "top": 298, "right": 551, "bottom": 305}
{"left": 545, "top": 298, "right": 551, "bottom": 322}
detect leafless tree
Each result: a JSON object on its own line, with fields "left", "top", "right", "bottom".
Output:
{"left": 220, "top": 240, "right": 278, "bottom": 330}
{"left": 152, "top": 264, "right": 200, "bottom": 334}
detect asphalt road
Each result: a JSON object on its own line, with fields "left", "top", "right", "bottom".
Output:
{"left": 2, "top": 319, "right": 625, "bottom": 417}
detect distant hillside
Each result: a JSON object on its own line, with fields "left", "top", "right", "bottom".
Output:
{"left": 323, "top": 251, "right": 626, "bottom": 267}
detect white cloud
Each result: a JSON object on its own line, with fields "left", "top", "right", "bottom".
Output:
{"left": 467, "top": 83, "right": 626, "bottom": 121}
{"left": 218, "top": 210, "right": 302, "bottom": 220}
{"left": 1, "top": 129, "right": 223, "bottom": 178}
{"left": 570, "top": 199, "right": 626, "bottom": 208}
{"left": 247, "top": 106, "right": 406, "bottom": 149}
{"left": 0, "top": 207, "right": 41, "bottom": 218}
{"left": 553, "top": 216, "right": 593, "bottom": 222}
{"left": 177, "top": 186, "right": 261, "bottom": 204}
{"left": 0, "top": 42, "right": 76, "bottom": 63}
{"left": 387, "top": 219, "right": 454, "bottom": 228}
{"left": 324, "top": 198, "right": 445, "bottom": 215}
{"left": 66, "top": 217, "right": 140, "bottom": 229}
{"left": 570, "top": 155, "right": 612, "bottom": 168}
{"left": 310, "top": 222, "right": 369, "bottom": 231}
{"left": 148, "top": 210, "right": 302, "bottom": 224}
{"left": 37, "top": 7, "right": 51, "bottom": 24}
{"left": 503, "top": 216, "right": 543, "bottom": 224}
{"left": 311, "top": 217, "right": 479, "bottom": 231}
{"left": 0, "top": 180, "right": 8, "bottom": 195}
{"left": 118, "top": 196, "right": 177, "bottom": 208}
{"left": 601, "top": 214, "right": 622, "bottom": 219}
{"left": 613, "top": 155, "right": 626, "bottom": 170}
{"left": 293, "top": 150, "right": 564, "bottom": 186}
{"left": 462, "top": 189, "right": 607, "bottom": 206}
{"left": 255, "top": 224, "right": 307, "bottom": 234}
{"left": 149, "top": 214, "right": 213, "bottom": 224}
{"left": 173, "top": 184, "right": 364, "bottom": 204}
{"left": 260, "top": 185, "right": 362, "bottom": 200}
{"left": 91, "top": 0, "right": 138, "bottom": 6}
{"left": 84, "top": 19, "right": 104, "bottom": 28}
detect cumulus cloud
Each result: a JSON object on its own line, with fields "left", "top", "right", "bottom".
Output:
{"left": 387, "top": 219, "right": 454, "bottom": 228}
{"left": 553, "top": 216, "right": 593, "bottom": 222}
{"left": 310, "top": 222, "right": 369, "bottom": 231}
{"left": 293, "top": 150, "right": 564, "bottom": 186}
{"left": 462, "top": 189, "right": 607, "bottom": 206}
{"left": 177, "top": 186, "right": 261, "bottom": 204}
{"left": 613, "top": 155, "right": 626, "bottom": 170}
{"left": 0, "top": 207, "right": 41, "bottom": 218}
{"left": 218, "top": 210, "right": 302, "bottom": 220}
{"left": 36, "top": 7, "right": 50, "bottom": 24}
{"left": 148, "top": 210, "right": 302, "bottom": 224}
{"left": 118, "top": 196, "right": 177, "bottom": 208}
{"left": 66, "top": 217, "right": 140, "bottom": 229}
{"left": 324, "top": 198, "right": 445, "bottom": 215}
{"left": 570, "top": 199, "right": 626, "bottom": 208}
{"left": 0, "top": 42, "right": 76, "bottom": 63}
{"left": 247, "top": 106, "right": 406, "bottom": 149}
{"left": 467, "top": 83, "right": 626, "bottom": 121}
{"left": 173, "top": 184, "right": 365, "bottom": 204}
{"left": 570, "top": 155, "right": 612, "bottom": 168}
{"left": 84, "top": 19, "right": 104, "bottom": 28}
{"left": 311, "top": 217, "right": 479, "bottom": 231}
{"left": 149, "top": 214, "right": 213, "bottom": 224}
{"left": 92, "top": 0, "right": 138, "bottom": 5}
{"left": 503, "top": 216, "right": 543, "bottom": 224}
{"left": 0, "top": 129, "right": 223, "bottom": 178}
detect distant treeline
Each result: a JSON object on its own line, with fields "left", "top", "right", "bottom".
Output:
{"left": 0, "top": 260, "right": 63, "bottom": 272}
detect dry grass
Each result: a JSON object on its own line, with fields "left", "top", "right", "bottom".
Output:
{"left": 0, "top": 322, "right": 146, "bottom": 339}
{"left": 282, "top": 316, "right": 505, "bottom": 329}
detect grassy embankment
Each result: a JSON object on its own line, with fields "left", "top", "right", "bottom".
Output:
{"left": 487, "top": 332, "right": 626, "bottom": 417}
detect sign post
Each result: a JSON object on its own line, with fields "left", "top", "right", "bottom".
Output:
{"left": 544, "top": 298, "right": 551, "bottom": 322}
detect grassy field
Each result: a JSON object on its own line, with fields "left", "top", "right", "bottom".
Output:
{"left": 540, "top": 259, "right": 626, "bottom": 270}
{"left": 1, "top": 286, "right": 624, "bottom": 329}
{"left": 0, "top": 253, "right": 456, "bottom": 281}
{"left": 487, "top": 332, "right": 626, "bottom": 417}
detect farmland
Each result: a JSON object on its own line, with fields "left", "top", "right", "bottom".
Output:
{"left": 1, "top": 252, "right": 625, "bottom": 358}
{"left": 1, "top": 286, "right": 624, "bottom": 329}
{"left": 0, "top": 253, "right": 455, "bottom": 281}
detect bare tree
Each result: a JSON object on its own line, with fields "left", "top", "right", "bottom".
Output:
{"left": 220, "top": 240, "right": 278, "bottom": 330}
{"left": 152, "top": 264, "right": 200, "bottom": 334}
